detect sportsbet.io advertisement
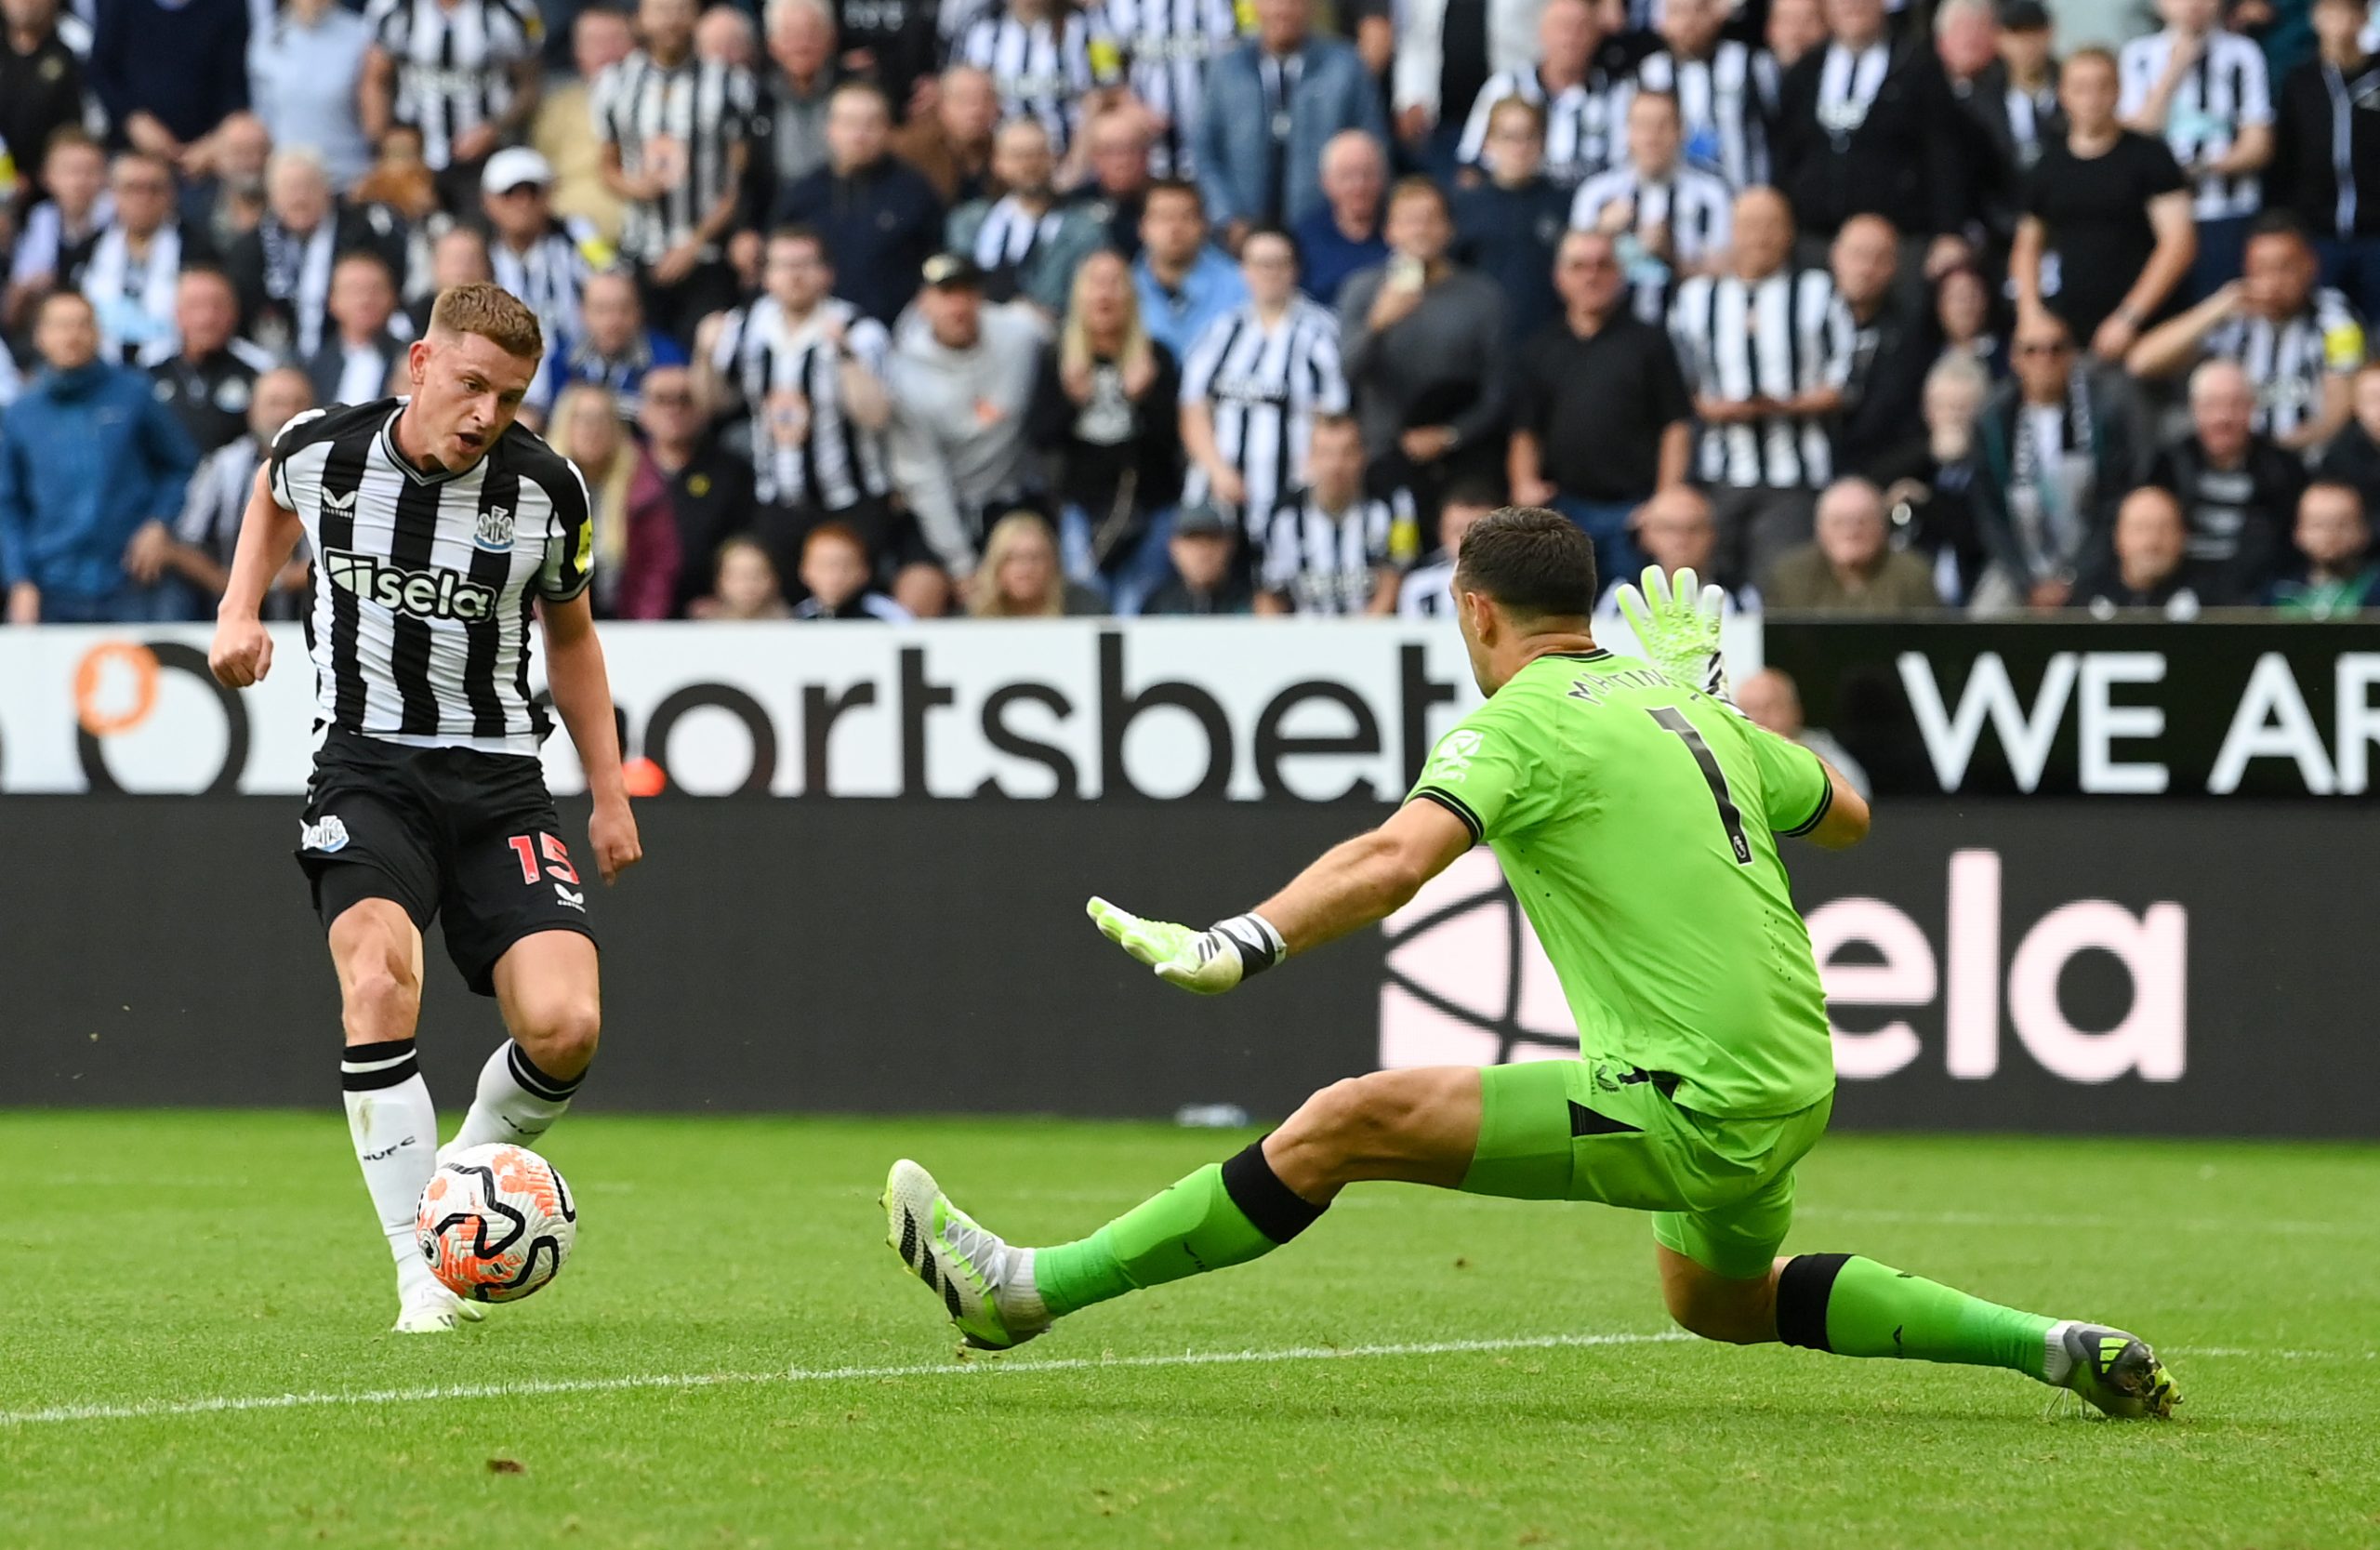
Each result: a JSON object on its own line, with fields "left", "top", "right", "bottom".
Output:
{"left": 0, "top": 622, "right": 2362, "bottom": 1136}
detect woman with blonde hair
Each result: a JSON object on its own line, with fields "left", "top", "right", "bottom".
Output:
{"left": 969, "top": 510, "right": 1106, "bottom": 617}
{"left": 1027, "top": 248, "right": 1184, "bottom": 614}
{"left": 551, "top": 384, "right": 682, "bottom": 619}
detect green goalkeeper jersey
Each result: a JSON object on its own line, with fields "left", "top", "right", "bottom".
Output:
{"left": 1407, "top": 649, "right": 1837, "bottom": 1119}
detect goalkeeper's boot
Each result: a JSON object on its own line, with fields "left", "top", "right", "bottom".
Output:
{"left": 882, "top": 1159, "right": 1050, "bottom": 1352}
{"left": 2052, "top": 1321, "right": 2181, "bottom": 1419}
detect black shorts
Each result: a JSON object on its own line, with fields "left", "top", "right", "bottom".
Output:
{"left": 296, "top": 729, "right": 599, "bottom": 997}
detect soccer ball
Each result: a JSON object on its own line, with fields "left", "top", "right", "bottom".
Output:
{"left": 416, "top": 1144, "right": 577, "bottom": 1303}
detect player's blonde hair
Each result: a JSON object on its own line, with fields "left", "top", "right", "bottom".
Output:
{"left": 427, "top": 282, "right": 544, "bottom": 363}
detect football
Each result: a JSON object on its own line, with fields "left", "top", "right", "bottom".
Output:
{"left": 416, "top": 1144, "right": 577, "bottom": 1304}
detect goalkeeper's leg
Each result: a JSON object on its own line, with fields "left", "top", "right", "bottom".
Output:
{"left": 880, "top": 1067, "right": 1482, "bottom": 1349}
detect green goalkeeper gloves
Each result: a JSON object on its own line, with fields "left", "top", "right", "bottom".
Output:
{"left": 1086, "top": 897, "right": 1286, "bottom": 995}
{"left": 1614, "top": 563, "right": 1733, "bottom": 702}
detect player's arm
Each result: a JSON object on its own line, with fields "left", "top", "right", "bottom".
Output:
{"left": 207, "top": 464, "right": 306, "bottom": 688}
{"left": 1799, "top": 760, "right": 1871, "bottom": 850}
{"left": 537, "top": 590, "right": 643, "bottom": 885}
{"left": 1088, "top": 800, "right": 1474, "bottom": 995}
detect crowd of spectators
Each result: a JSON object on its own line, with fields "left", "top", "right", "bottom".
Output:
{"left": 7, "top": 0, "right": 2380, "bottom": 625}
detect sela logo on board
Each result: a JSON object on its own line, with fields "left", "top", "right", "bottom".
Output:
{"left": 1376, "top": 849, "right": 2188, "bottom": 1085}
{"left": 324, "top": 548, "right": 498, "bottom": 622}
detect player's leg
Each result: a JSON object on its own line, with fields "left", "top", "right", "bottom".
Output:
{"left": 435, "top": 775, "right": 602, "bottom": 1157}
{"left": 448, "top": 932, "right": 602, "bottom": 1153}
{"left": 884, "top": 1066, "right": 1483, "bottom": 1349}
{"left": 322, "top": 885, "right": 464, "bottom": 1331}
{"left": 1649, "top": 1153, "right": 2180, "bottom": 1419}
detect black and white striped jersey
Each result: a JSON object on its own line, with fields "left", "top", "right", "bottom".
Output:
{"left": 491, "top": 218, "right": 610, "bottom": 346}
{"left": 178, "top": 431, "right": 313, "bottom": 619}
{"left": 365, "top": 0, "right": 543, "bottom": 172}
{"left": 1396, "top": 553, "right": 1456, "bottom": 616}
{"left": 1178, "top": 298, "right": 1349, "bottom": 536}
{"left": 2204, "top": 288, "right": 2366, "bottom": 442}
{"left": 1089, "top": 0, "right": 1243, "bottom": 178}
{"left": 709, "top": 295, "right": 893, "bottom": 510}
{"left": 954, "top": 6, "right": 1115, "bottom": 157}
{"left": 268, "top": 399, "right": 594, "bottom": 757}
{"left": 1669, "top": 267, "right": 1855, "bottom": 489}
{"left": 2118, "top": 29, "right": 2273, "bottom": 221}
{"left": 589, "top": 50, "right": 758, "bottom": 263}
{"left": 1261, "top": 485, "right": 1408, "bottom": 614}
{"left": 1568, "top": 162, "right": 1734, "bottom": 324}
{"left": 1635, "top": 42, "right": 1776, "bottom": 189}
{"left": 1457, "top": 55, "right": 1642, "bottom": 188}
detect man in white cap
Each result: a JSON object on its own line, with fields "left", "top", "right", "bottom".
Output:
{"left": 483, "top": 146, "right": 616, "bottom": 350}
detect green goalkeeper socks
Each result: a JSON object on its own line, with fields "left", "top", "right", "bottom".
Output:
{"left": 1032, "top": 1142, "right": 1325, "bottom": 1318}
{"left": 1777, "top": 1254, "right": 2055, "bottom": 1380}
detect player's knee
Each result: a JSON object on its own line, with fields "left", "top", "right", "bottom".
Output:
{"left": 516, "top": 996, "right": 602, "bottom": 1073}
{"left": 342, "top": 957, "right": 420, "bottom": 1041}
{"left": 1662, "top": 1273, "right": 1774, "bottom": 1345}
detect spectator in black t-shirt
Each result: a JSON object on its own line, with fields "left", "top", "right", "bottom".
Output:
{"left": 2148, "top": 358, "right": 2307, "bottom": 603}
{"left": 1141, "top": 502, "right": 1255, "bottom": 616}
{"left": 150, "top": 268, "right": 271, "bottom": 456}
{"left": 2270, "top": 0, "right": 2380, "bottom": 318}
{"left": 637, "top": 364, "right": 758, "bottom": 616}
{"left": 2078, "top": 485, "right": 2223, "bottom": 617}
{"left": 1508, "top": 228, "right": 1692, "bottom": 586}
{"left": 1875, "top": 351, "right": 1992, "bottom": 606}
{"left": 2012, "top": 46, "right": 2196, "bottom": 362}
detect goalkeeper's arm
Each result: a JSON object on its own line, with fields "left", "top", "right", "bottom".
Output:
{"left": 1088, "top": 801, "right": 1474, "bottom": 993}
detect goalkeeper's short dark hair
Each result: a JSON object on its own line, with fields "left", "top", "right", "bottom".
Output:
{"left": 1454, "top": 507, "right": 1598, "bottom": 619}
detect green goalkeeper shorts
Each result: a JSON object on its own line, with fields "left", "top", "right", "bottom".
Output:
{"left": 1461, "top": 1058, "right": 1834, "bottom": 1281}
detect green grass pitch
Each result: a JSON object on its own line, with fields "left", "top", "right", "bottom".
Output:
{"left": 3, "top": 1111, "right": 2376, "bottom": 1549}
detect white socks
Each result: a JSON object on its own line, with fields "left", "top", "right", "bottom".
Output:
{"left": 341, "top": 1038, "right": 442, "bottom": 1305}
{"left": 450, "top": 1040, "right": 587, "bottom": 1153}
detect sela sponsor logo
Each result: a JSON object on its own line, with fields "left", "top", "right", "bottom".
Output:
{"left": 475, "top": 505, "right": 515, "bottom": 551}
{"left": 301, "top": 815, "right": 351, "bottom": 853}
{"left": 1377, "top": 848, "right": 2187, "bottom": 1085}
{"left": 324, "top": 549, "right": 499, "bottom": 622}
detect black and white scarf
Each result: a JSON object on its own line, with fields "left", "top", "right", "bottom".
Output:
{"left": 80, "top": 223, "right": 183, "bottom": 367}
{"left": 258, "top": 216, "right": 337, "bottom": 358}
{"left": 2008, "top": 364, "right": 2097, "bottom": 574}
{"left": 1816, "top": 41, "right": 1890, "bottom": 143}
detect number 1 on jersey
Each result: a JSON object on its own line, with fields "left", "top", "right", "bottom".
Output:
{"left": 1646, "top": 708, "right": 1752, "bottom": 865}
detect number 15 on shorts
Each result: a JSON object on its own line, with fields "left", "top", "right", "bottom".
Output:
{"left": 508, "top": 832, "right": 581, "bottom": 886}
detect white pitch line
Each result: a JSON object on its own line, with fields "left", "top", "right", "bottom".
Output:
{"left": 7, "top": 1331, "right": 2364, "bottom": 1431}
{"left": 0, "top": 1331, "right": 1692, "bottom": 1429}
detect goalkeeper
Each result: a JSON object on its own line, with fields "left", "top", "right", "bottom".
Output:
{"left": 880, "top": 507, "right": 2178, "bottom": 1420}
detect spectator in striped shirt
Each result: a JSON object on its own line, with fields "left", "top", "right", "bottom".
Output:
{"left": 946, "top": 115, "right": 1108, "bottom": 313}
{"left": 2128, "top": 214, "right": 2365, "bottom": 456}
{"left": 1179, "top": 224, "right": 1347, "bottom": 542}
{"left": 592, "top": 0, "right": 757, "bottom": 346}
{"left": 955, "top": 0, "right": 1117, "bottom": 162}
{"left": 1638, "top": 0, "right": 1776, "bottom": 191}
{"left": 1667, "top": 185, "right": 1854, "bottom": 589}
{"left": 165, "top": 364, "right": 314, "bottom": 620}
{"left": 2120, "top": 0, "right": 2275, "bottom": 304}
{"left": 360, "top": 0, "right": 545, "bottom": 206}
{"left": 1255, "top": 411, "right": 1405, "bottom": 616}
{"left": 1568, "top": 88, "right": 1733, "bottom": 328}
{"left": 1091, "top": 0, "right": 1241, "bottom": 181}
{"left": 482, "top": 147, "right": 610, "bottom": 350}
{"left": 1454, "top": 0, "right": 1643, "bottom": 191}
